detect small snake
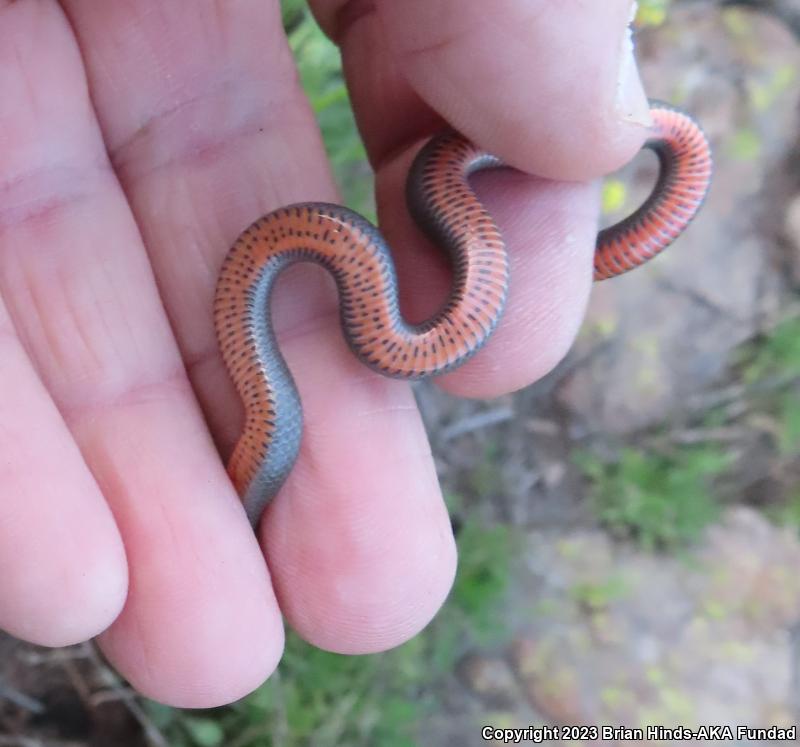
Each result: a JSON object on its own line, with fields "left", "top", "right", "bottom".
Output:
{"left": 214, "top": 100, "right": 713, "bottom": 525}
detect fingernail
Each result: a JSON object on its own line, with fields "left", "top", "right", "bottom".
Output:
{"left": 615, "top": 1, "right": 653, "bottom": 127}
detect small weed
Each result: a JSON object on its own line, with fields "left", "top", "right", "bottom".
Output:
{"left": 576, "top": 446, "right": 730, "bottom": 551}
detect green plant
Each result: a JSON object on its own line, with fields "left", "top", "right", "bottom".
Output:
{"left": 577, "top": 446, "right": 730, "bottom": 551}
{"left": 281, "top": 0, "right": 306, "bottom": 29}
{"left": 449, "top": 520, "right": 518, "bottom": 640}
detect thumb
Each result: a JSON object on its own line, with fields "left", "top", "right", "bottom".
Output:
{"left": 374, "top": 0, "right": 652, "bottom": 180}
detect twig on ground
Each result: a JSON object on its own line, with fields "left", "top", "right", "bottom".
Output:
{"left": 53, "top": 647, "right": 92, "bottom": 705}
{"left": 439, "top": 406, "right": 515, "bottom": 442}
{"left": 655, "top": 276, "right": 748, "bottom": 323}
{"left": 82, "top": 645, "right": 169, "bottom": 747}
{"left": 16, "top": 648, "right": 91, "bottom": 668}
{"left": 0, "top": 680, "right": 44, "bottom": 715}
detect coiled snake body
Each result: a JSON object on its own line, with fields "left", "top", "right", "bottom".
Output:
{"left": 214, "top": 101, "right": 713, "bottom": 525}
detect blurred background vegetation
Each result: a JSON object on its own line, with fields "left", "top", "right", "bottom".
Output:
{"left": 281, "top": 0, "right": 374, "bottom": 219}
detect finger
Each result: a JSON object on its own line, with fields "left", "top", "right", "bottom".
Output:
{"left": 262, "top": 325, "right": 457, "bottom": 653}
{"left": 311, "top": 0, "right": 608, "bottom": 396}
{"left": 4, "top": 2, "right": 282, "bottom": 706}
{"left": 318, "top": 0, "right": 651, "bottom": 180}
{"left": 0, "top": 301, "right": 126, "bottom": 646}
{"left": 65, "top": 0, "right": 457, "bottom": 660}
{"left": 0, "top": 0, "right": 128, "bottom": 649}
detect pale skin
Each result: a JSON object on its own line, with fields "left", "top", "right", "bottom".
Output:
{"left": 0, "top": 0, "right": 651, "bottom": 707}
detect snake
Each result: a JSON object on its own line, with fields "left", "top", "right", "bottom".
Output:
{"left": 214, "top": 100, "right": 713, "bottom": 526}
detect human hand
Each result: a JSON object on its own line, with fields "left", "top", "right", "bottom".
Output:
{"left": 0, "top": 0, "right": 650, "bottom": 707}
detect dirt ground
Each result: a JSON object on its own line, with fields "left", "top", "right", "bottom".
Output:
{"left": 2, "top": 1, "right": 799, "bottom": 745}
